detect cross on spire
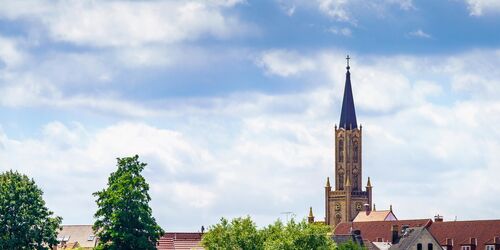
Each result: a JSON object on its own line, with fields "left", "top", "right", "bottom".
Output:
{"left": 346, "top": 55, "right": 351, "bottom": 70}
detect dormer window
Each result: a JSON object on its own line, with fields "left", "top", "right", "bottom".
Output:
{"left": 486, "top": 245, "right": 494, "bottom": 250}
{"left": 462, "top": 246, "right": 471, "bottom": 250}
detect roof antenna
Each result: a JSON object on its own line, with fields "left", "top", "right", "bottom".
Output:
{"left": 346, "top": 55, "right": 351, "bottom": 71}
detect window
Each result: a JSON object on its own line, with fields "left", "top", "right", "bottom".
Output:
{"left": 353, "top": 141, "right": 359, "bottom": 163}
{"left": 486, "top": 246, "right": 494, "bottom": 250}
{"left": 429, "top": 243, "right": 434, "bottom": 250}
{"left": 338, "top": 140, "right": 344, "bottom": 162}
{"left": 462, "top": 246, "right": 471, "bottom": 250}
{"left": 442, "top": 246, "right": 448, "bottom": 250}
{"left": 88, "top": 234, "right": 95, "bottom": 241}
{"left": 417, "top": 244, "right": 422, "bottom": 250}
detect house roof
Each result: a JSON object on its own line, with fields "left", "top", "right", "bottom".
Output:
{"left": 339, "top": 68, "right": 357, "bottom": 130}
{"left": 333, "top": 219, "right": 433, "bottom": 242}
{"left": 390, "top": 227, "right": 428, "bottom": 250}
{"left": 157, "top": 232, "right": 204, "bottom": 250}
{"left": 428, "top": 220, "right": 500, "bottom": 247}
{"left": 354, "top": 210, "right": 397, "bottom": 222}
{"left": 57, "top": 225, "right": 97, "bottom": 248}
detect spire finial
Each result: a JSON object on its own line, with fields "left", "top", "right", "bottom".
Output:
{"left": 390, "top": 204, "right": 393, "bottom": 212}
{"left": 309, "top": 207, "right": 314, "bottom": 217}
{"left": 367, "top": 177, "right": 372, "bottom": 187}
{"left": 373, "top": 203, "right": 376, "bottom": 211}
{"left": 346, "top": 55, "right": 351, "bottom": 71}
{"left": 326, "top": 177, "right": 331, "bottom": 187}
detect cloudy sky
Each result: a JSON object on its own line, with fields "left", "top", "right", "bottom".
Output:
{"left": 1, "top": 0, "right": 500, "bottom": 231}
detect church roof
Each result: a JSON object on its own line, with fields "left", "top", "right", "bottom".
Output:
{"left": 339, "top": 64, "right": 357, "bottom": 130}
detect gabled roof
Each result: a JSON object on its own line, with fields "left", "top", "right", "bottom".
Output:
{"left": 57, "top": 225, "right": 97, "bottom": 248}
{"left": 339, "top": 69, "right": 357, "bottom": 130}
{"left": 157, "top": 232, "right": 204, "bottom": 250}
{"left": 354, "top": 210, "right": 398, "bottom": 222}
{"left": 333, "top": 219, "right": 433, "bottom": 242}
{"left": 390, "top": 227, "right": 429, "bottom": 250}
{"left": 429, "top": 220, "right": 500, "bottom": 247}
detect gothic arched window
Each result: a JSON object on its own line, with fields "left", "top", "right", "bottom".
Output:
{"left": 353, "top": 141, "right": 359, "bottom": 163}
{"left": 338, "top": 173, "right": 344, "bottom": 190}
{"left": 338, "top": 139, "right": 344, "bottom": 162}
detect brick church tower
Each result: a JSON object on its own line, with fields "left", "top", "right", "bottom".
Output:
{"left": 325, "top": 56, "right": 373, "bottom": 227}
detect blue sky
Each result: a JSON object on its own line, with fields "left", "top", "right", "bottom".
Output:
{"left": 0, "top": 0, "right": 500, "bottom": 231}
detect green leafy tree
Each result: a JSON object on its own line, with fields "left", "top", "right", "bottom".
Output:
{"left": 202, "top": 216, "right": 335, "bottom": 250}
{"left": 336, "top": 240, "right": 365, "bottom": 250}
{"left": 262, "top": 219, "right": 335, "bottom": 250}
{"left": 202, "top": 217, "right": 263, "bottom": 250}
{"left": 93, "top": 155, "right": 164, "bottom": 250}
{"left": 0, "top": 170, "right": 62, "bottom": 250}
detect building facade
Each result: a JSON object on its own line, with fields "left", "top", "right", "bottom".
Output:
{"left": 325, "top": 57, "right": 373, "bottom": 227}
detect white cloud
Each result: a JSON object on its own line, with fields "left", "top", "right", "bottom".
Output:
{"left": 0, "top": 0, "right": 250, "bottom": 47}
{"left": 386, "top": 0, "right": 414, "bottom": 10}
{"left": 328, "top": 27, "right": 352, "bottom": 36}
{"left": 408, "top": 29, "right": 431, "bottom": 39}
{"left": 465, "top": 0, "right": 500, "bottom": 16}
{"left": 2, "top": 48, "right": 500, "bottom": 230}
{"left": 256, "top": 50, "right": 316, "bottom": 77}
{"left": 0, "top": 36, "right": 25, "bottom": 68}
{"left": 317, "top": 0, "right": 350, "bottom": 21}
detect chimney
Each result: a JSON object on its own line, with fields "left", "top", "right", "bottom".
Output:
{"left": 364, "top": 204, "right": 370, "bottom": 215}
{"left": 494, "top": 237, "right": 500, "bottom": 244}
{"left": 434, "top": 214, "right": 444, "bottom": 222}
{"left": 391, "top": 224, "right": 399, "bottom": 244}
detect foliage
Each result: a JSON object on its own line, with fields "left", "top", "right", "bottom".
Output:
{"left": 202, "top": 216, "right": 335, "bottom": 250}
{"left": 0, "top": 170, "right": 62, "bottom": 250}
{"left": 202, "top": 217, "right": 263, "bottom": 250}
{"left": 337, "top": 240, "right": 365, "bottom": 250}
{"left": 93, "top": 155, "right": 164, "bottom": 250}
{"left": 262, "top": 219, "right": 335, "bottom": 250}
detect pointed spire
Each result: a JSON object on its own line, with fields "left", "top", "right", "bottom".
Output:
{"left": 366, "top": 177, "right": 372, "bottom": 187}
{"left": 326, "top": 177, "right": 331, "bottom": 187}
{"left": 339, "top": 55, "right": 357, "bottom": 130}
{"left": 390, "top": 204, "right": 393, "bottom": 212}
{"left": 308, "top": 207, "right": 315, "bottom": 223}
{"left": 345, "top": 176, "right": 351, "bottom": 187}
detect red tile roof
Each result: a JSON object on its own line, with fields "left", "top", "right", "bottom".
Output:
{"left": 333, "top": 219, "right": 432, "bottom": 242}
{"left": 353, "top": 210, "right": 397, "bottom": 222}
{"left": 157, "top": 232, "right": 204, "bottom": 250}
{"left": 429, "top": 220, "right": 500, "bottom": 248}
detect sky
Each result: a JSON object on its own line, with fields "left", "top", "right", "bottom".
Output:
{"left": 0, "top": 0, "right": 500, "bottom": 231}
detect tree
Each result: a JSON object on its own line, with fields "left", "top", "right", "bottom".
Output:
{"left": 262, "top": 219, "right": 335, "bottom": 250}
{"left": 337, "top": 240, "right": 365, "bottom": 250}
{"left": 0, "top": 170, "right": 62, "bottom": 250}
{"left": 202, "top": 217, "right": 264, "bottom": 250}
{"left": 93, "top": 155, "right": 164, "bottom": 250}
{"left": 202, "top": 216, "right": 335, "bottom": 250}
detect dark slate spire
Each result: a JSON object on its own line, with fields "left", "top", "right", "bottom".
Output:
{"left": 339, "top": 55, "right": 357, "bottom": 130}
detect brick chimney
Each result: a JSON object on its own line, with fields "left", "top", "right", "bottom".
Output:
{"left": 391, "top": 224, "right": 399, "bottom": 244}
{"left": 434, "top": 214, "right": 444, "bottom": 222}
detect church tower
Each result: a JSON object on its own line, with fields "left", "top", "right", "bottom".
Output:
{"left": 325, "top": 56, "right": 372, "bottom": 227}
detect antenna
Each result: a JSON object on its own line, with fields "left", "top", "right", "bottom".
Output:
{"left": 281, "top": 211, "right": 293, "bottom": 221}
